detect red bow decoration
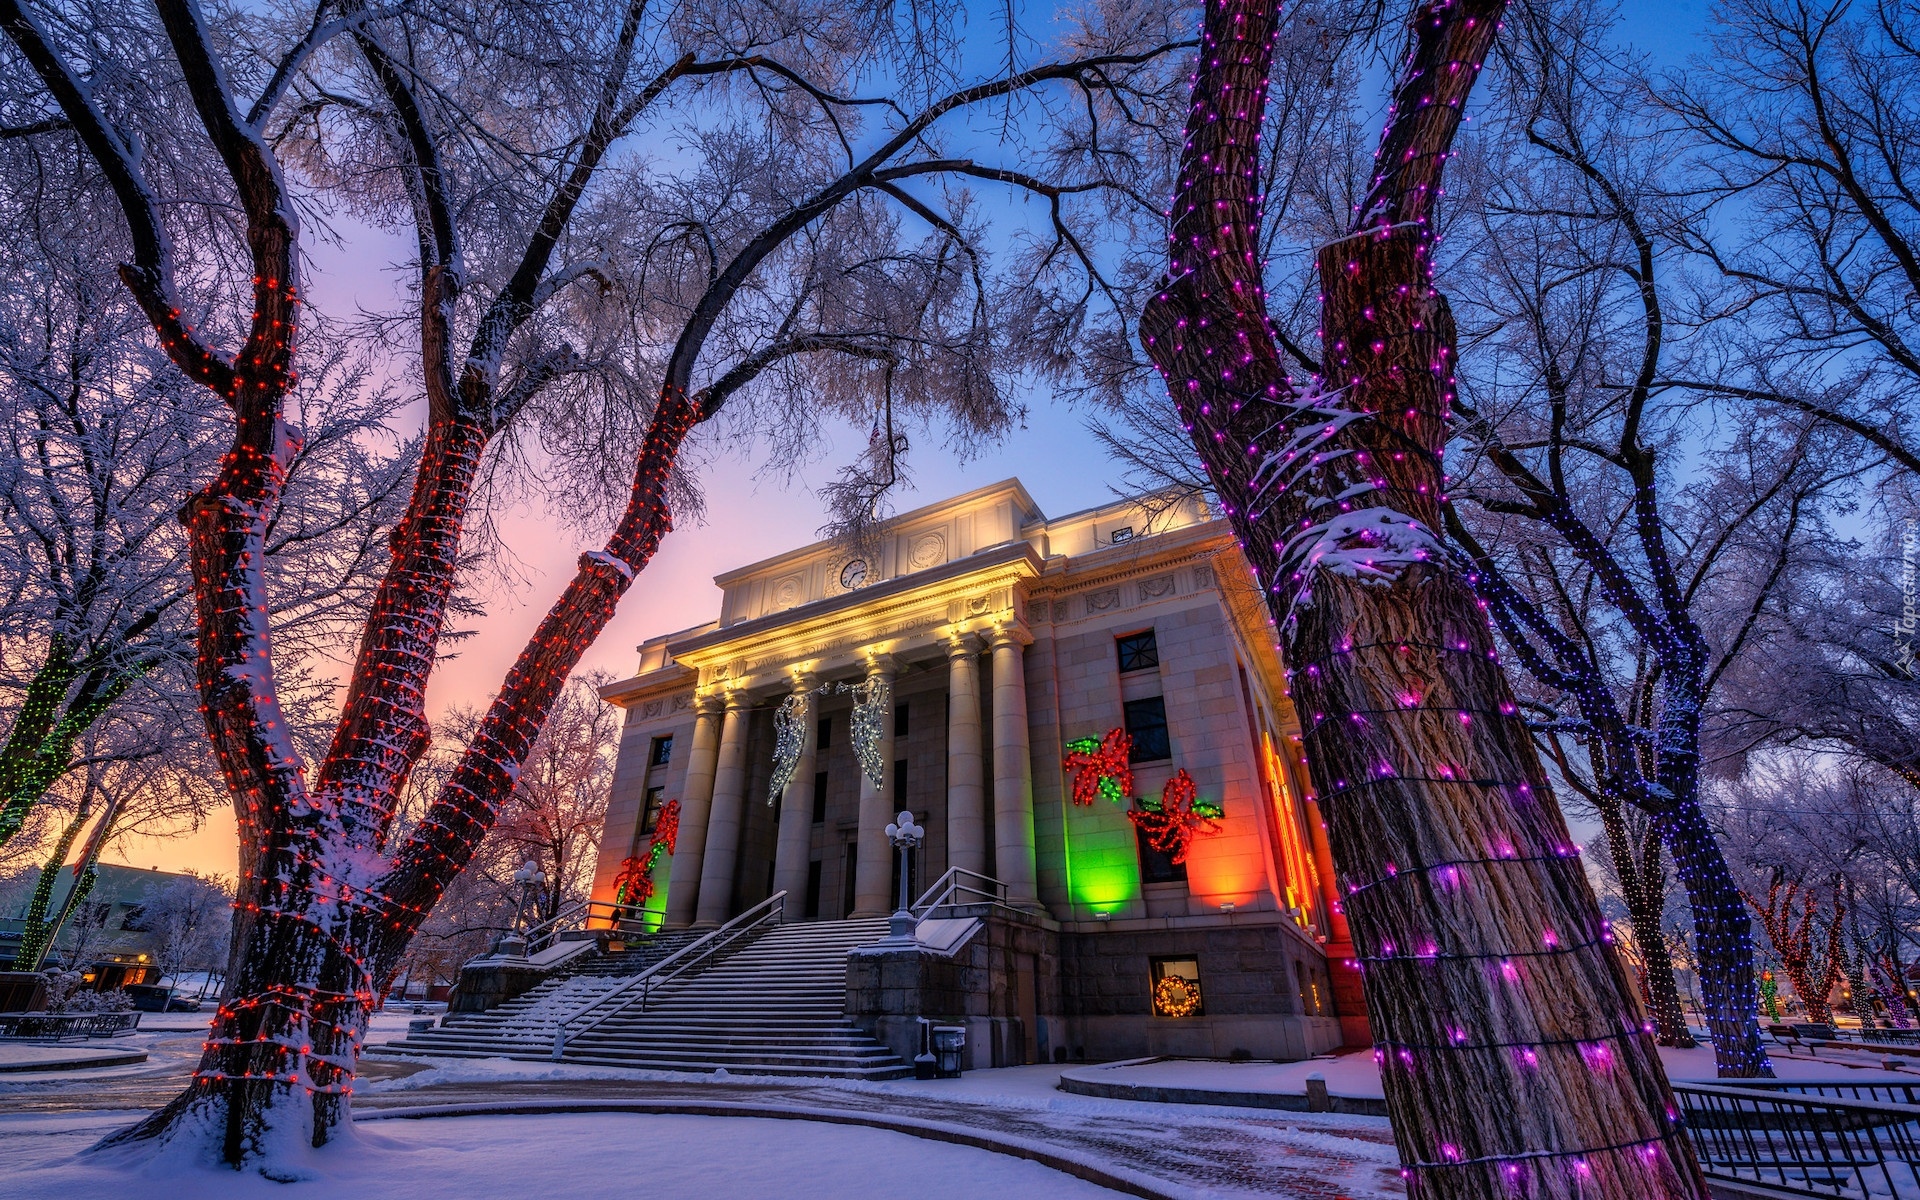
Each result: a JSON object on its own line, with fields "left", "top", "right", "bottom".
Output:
{"left": 613, "top": 799, "right": 681, "bottom": 907}
{"left": 1065, "top": 728, "right": 1133, "bottom": 805}
{"left": 1128, "top": 770, "right": 1222, "bottom": 864}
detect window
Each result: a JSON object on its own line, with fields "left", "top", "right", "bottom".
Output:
{"left": 1115, "top": 630, "right": 1159, "bottom": 673}
{"left": 811, "top": 770, "right": 829, "bottom": 824}
{"left": 1110, "top": 526, "right": 1135, "bottom": 544}
{"left": 1137, "top": 824, "right": 1188, "bottom": 883}
{"left": 894, "top": 701, "right": 910, "bottom": 737}
{"left": 648, "top": 735, "right": 673, "bottom": 767}
{"left": 641, "top": 786, "right": 667, "bottom": 834}
{"left": 1295, "top": 962, "right": 1330, "bottom": 1016}
{"left": 1123, "top": 696, "right": 1171, "bottom": 762}
{"left": 893, "top": 759, "right": 908, "bottom": 807}
{"left": 817, "top": 715, "right": 833, "bottom": 750}
{"left": 1150, "top": 957, "right": 1202, "bottom": 1017}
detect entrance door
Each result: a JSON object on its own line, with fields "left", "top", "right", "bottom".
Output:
{"left": 1016, "top": 954, "right": 1039, "bottom": 1064}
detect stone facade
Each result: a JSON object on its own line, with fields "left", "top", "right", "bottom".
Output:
{"left": 846, "top": 909, "right": 1060, "bottom": 1069}
{"left": 590, "top": 479, "right": 1364, "bottom": 1063}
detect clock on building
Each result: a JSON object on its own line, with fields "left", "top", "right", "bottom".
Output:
{"left": 839, "top": 558, "right": 869, "bottom": 590}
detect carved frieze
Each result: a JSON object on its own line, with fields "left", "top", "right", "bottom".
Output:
{"left": 1138, "top": 573, "right": 1176, "bottom": 602}
{"left": 1086, "top": 587, "right": 1123, "bottom": 614}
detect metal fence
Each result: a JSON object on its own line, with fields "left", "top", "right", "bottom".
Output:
{"left": 0, "top": 1011, "right": 142, "bottom": 1041}
{"left": 1673, "top": 1081, "right": 1920, "bottom": 1198}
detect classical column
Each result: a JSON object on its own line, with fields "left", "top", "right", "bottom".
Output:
{"left": 771, "top": 674, "right": 818, "bottom": 921}
{"left": 990, "top": 627, "right": 1038, "bottom": 906}
{"left": 662, "top": 696, "right": 724, "bottom": 929}
{"left": 693, "top": 691, "right": 753, "bottom": 927}
{"left": 850, "top": 654, "right": 897, "bottom": 917}
{"left": 944, "top": 634, "right": 987, "bottom": 878}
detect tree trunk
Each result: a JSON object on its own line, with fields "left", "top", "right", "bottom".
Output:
{"left": 12, "top": 802, "right": 89, "bottom": 970}
{"left": 0, "top": 639, "right": 142, "bottom": 848}
{"left": 1844, "top": 950, "right": 1877, "bottom": 1031}
{"left": 1139, "top": 1, "right": 1705, "bottom": 1194}
{"left": 1596, "top": 798, "right": 1696, "bottom": 1047}
{"left": 0, "top": 645, "right": 80, "bottom": 847}
{"left": 1660, "top": 807, "right": 1769, "bottom": 1071}
{"left": 121, "top": 862, "right": 371, "bottom": 1170}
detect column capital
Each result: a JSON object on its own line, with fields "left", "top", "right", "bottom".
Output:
{"left": 721, "top": 688, "right": 753, "bottom": 712}
{"left": 862, "top": 650, "right": 897, "bottom": 679}
{"left": 787, "top": 671, "right": 818, "bottom": 695}
{"left": 988, "top": 623, "right": 1034, "bottom": 650}
{"left": 944, "top": 630, "right": 984, "bottom": 658}
{"left": 694, "top": 691, "right": 727, "bottom": 716}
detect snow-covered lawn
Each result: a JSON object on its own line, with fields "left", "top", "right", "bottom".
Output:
{"left": 0, "top": 1110, "right": 1137, "bottom": 1199}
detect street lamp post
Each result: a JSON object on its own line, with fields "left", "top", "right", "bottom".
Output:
{"left": 885, "top": 810, "right": 924, "bottom": 941}
{"left": 496, "top": 860, "right": 548, "bottom": 960}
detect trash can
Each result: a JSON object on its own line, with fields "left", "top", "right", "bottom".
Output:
{"left": 931, "top": 1026, "right": 967, "bottom": 1078}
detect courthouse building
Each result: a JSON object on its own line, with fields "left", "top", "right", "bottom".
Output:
{"left": 588, "top": 479, "right": 1362, "bottom": 1063}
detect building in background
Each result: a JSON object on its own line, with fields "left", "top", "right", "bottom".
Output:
{"left": 589, "top": 479, "right": 1364, "bottom": 1063}
{"left": 0, "top": 864, "right": 180, "bottom": 988}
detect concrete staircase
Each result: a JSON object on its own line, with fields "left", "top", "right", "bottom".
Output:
{"left": 565, "top": 930, "right": 708, "bottom": 977}
{"left": 380, "top": 917, "right": 909, "bottom": 1079}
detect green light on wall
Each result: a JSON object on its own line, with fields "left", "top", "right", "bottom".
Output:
{"left": 636, "top": 872, "right": 669, "bottom": 932}
{"left": 1063, "top": 816, "right": 1142, "bottom": 913}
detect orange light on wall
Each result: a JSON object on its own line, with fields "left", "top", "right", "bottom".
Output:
{"left": 1260, "top": 733, "right": 1320, "bottom": 928}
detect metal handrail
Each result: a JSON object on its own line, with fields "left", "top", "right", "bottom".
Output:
{"left": 466, "top": 897, "right": 667, "bottom": 970}
{"left": 1672, "top": 1080, "right": 1920, "bottom": 1198}
{"left": 519, "top": 900, "right": 586, "bottom": 955}
{"left": 580, "top": 898, "right": 667, "bottom": 934}
{"left": 910, "top": 867, "right": 1011, "bottom": 919}
{"left": 551, "top": 890, "right": 786, "bottom": 1053}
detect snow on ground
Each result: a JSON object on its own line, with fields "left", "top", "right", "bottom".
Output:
{"left": 1069, "top": 1042, "right": 1919, "bottom": 1101}
{"left": 0, "top": 1043, "right": 144, "bottom": 1070}
{"left": 0, "top": 1009, "right": 431, "bottom": 1089}
{"left": 362, "top": 1054, "right": 714, "bottom": 1091}
{"left": 0, "top": 1110, "right": 1134, "bottom": 1200}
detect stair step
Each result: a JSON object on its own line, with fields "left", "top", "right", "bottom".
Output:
{"left": 397, "top": 918, "right": 906, "bottom": 1079}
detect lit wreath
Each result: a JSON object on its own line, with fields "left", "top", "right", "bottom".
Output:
{"left": 1154, "top": 974, "right": 1202, "bottom": 1018}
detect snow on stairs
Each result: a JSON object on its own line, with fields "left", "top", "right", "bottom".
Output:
{"left": 380, "top": 917, "right": 909, "bottom": 1080}
{"left": 380, "top": 929, "right": 708, "bottom": 1061}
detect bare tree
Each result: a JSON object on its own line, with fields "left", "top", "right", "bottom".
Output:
{"left": 1713, "top": 527, "right": 1920, "bottom": 790}
{"left": 0, "top": 152, "right": 412, "bottom": 851}
{"left": 134, "top": 870, "right": 233, "bottom": 990}
{"left": 0, "top": 0, "right": 1186, "bottom": 1167}
{"left": 441, "top": 671, "right": 617, "bottom": 923}
{"left": 1430, "top": 0, "right": 1882, "bottom": 1075}
{"left": 1134, "top": 0, "right": 1707, "bottom": 1193}
{"left": 1744, "top": 868, "right": 1847, "bottom": 1024}
{"left": 1656, "top": 0, "right": 1920, "bottom": 476}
